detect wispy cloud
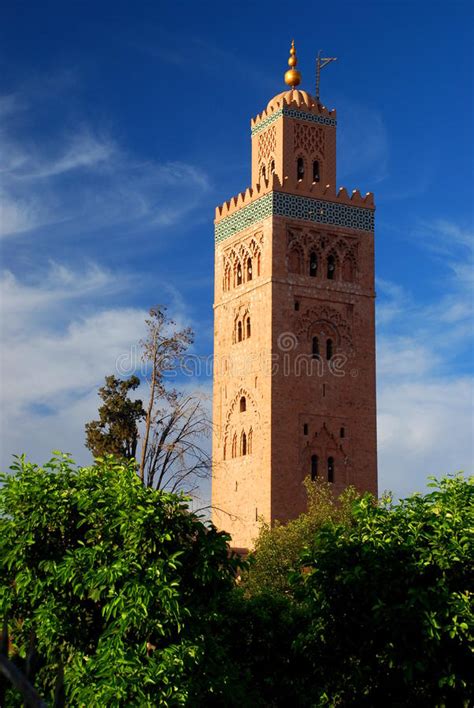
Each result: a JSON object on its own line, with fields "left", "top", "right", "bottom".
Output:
{"left": 0, "top": 262, "right": 120, "bottom": 328}
{"left": 0, "top": 262, "right": 145, "bottom": 466}
{"left": 376, "top": 219, "right": 474, "bottom": 494}
{"left": 0, "top": 261, "right": 203, "bottom": 473}
{"left": 0, "top": 91, "right": 211, "bottom": 240}
{"left": 10, "top": 129, "right": 117, "bottom": 181}
{"left": 412, "top": 219, "right": 474, "bottom": 286}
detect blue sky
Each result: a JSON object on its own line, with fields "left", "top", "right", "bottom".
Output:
{"left": 1, "top": 0, "right": 473, "bottom": 502}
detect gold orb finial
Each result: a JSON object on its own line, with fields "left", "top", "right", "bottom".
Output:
{"left": 284, "top": 39, "right": 302, "bottom": 88}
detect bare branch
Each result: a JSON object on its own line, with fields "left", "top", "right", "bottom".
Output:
{"left": 0, "top": 654, "right": 47, "bottom": 708}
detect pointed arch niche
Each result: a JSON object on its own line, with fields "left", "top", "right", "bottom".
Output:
{"left": 223, "top": 388, "right": 259, "bottom": 461}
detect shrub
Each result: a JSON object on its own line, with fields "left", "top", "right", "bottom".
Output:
{"left": 0, "top": 453, "right": 237, "bottom": 706}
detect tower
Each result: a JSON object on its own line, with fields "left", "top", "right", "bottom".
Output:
{"left": 212, "top": 42, "right": 377, "bottom": 550}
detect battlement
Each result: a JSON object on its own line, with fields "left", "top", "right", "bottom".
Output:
{"left": 216, "top": 178, "right": 374, "bottom": 223}
{"left": 215, "top": 172, "right": 281, "bottom": 220}
{"left": 215, "top": 188, "right": 375, "bottom": 243}
{"left": 251, "top": 89, "right": 337, "bottom": 135}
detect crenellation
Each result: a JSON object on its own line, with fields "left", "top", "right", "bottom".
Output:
{"left": 216, "top": 183, "right": 374, "bottom": 223}
{"left": 251, "top": 90, "right": 337, "bottom": 133}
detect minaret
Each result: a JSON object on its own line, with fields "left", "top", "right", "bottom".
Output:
{"left": 212, "top": 42, "right": 377, "bottom": 550}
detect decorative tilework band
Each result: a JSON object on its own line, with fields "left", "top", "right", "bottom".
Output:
{"left": 215, "top": 192, "right": 374, "bottom": 243}
{"left": 251, "top": 107, "right": 337, "bottom": 136}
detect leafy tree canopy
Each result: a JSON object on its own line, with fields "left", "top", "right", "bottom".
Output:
{"left": 0, "top": 453, "right": 237, "bottom": 707}
{"left": 243, "top": 477, "right": 359, "bottom": 597}
{"left": 292, "top": 474, "right": 474, "bottom": 705}
{"left": 85, "top": 375, "right": 145, "bottom": 461}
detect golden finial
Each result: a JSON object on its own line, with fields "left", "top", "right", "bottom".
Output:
{"left": 284, "top": 39, "right": 302, "bottom": 88}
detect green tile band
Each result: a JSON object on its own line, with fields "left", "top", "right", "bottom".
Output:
{"left": 251, "top": 107, "right": 337, "bottom": 136}
{"left": 215, "top": 191, "right": 374, "bottom": 243}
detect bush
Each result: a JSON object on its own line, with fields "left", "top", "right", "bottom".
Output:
{"left": 0, "top": 453, "right": 237, "bottom": 706}
{"left": 243, "top": 477, "right": 359, "bottom": 597}
{"left": 293, "top": 475, "right": 474, "bottom": 705}
{"left": 3, "top": 457, "right": 471, "bottom": 706}
{"left": 187, "top": 588, "right": 310, "bottom": 707}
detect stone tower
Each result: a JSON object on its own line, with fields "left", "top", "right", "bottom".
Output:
{"left": 212, "top": 42, "right": 377, "bottom": 550}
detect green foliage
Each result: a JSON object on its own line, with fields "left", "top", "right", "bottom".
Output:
{"left": 293, "top": 474, "right": 474, "bottom": 705}
{"left": 2, "top": 461, "right": 471, "bottom": 706}
{"left": 187, "top": 589, "right": 310, "bottom": 707}
{"left": 85, "top": 375, "right": 145, "bottom": 461}
{"left": 0, "top": 454, "right": 237, "bottom": 706}
{"left": 243, "top": 477, "right": 359, "bottom": 597}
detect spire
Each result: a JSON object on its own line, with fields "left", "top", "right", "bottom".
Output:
{"left": 284, "top": 39, "right": 302, "bottom": 88}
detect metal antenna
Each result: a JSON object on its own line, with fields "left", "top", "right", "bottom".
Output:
{"left": 316, "top": 50, "right": 337, "bottom": 102}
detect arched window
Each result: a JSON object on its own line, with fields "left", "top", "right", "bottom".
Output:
{"left": 326, "top": 338, "right": 333, "bottom": 360}
{"left": 232, "top": 433, "right": 237, "bottom": 458}
{"left": 224, "top": 265, "right": 231, "bottom": 291}
{"left": 294, "top": 301, "right": 300, "bottom": 311}
{"left": 303, "top": 423, "right": 308, "bottom": 436}
{"left": 340, "top": 427, "right": 345, "bottom": 438}
{"left": 257, "top": 252, "right": 261, "bottom": 276}
{"left": 236, "top": 264, "right": 243, "bottom": 286}
{"left": 237, "top": 321, "right": 243, "bottom": 342}
{"left": 313, "top": 160, "right": 320, "bottom": 183}
{"left": 261, "top": 164, "right": 266, "bottom": 181}
{"left": 241, "top": 431, "right": 247, "bottom": 456}
{"left": 327, "top": 456, "right": 335, "bottom": 483}
{"left": 270, "top": 159, "right": 275, "bottom": 173}
{"left": 247, "top": 257, "right": 253, "bottom": 281}
{"left": 246, "top": 317, "right": 251, "bottom": 338}
{"left": 312, "top": 336, "right": 320, "bottom": 359}
{"left": 309, "top": 251, "right": 318, "bottom": 277}
{"left": 311, "top": 454, "right": 318, "bottom": 481}
{"left": 297, "top": 157, "right": 305, "bottom": 181}
{"left": 248, "top": 428, "right": 253, "bottom": 455}
{"left": 240, "top": 396, "right": 246, "bottom": 413}
{"left": 327, "top": 254, "right": 336, "bottom": 280}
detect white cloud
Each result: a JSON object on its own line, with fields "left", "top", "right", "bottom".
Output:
{"left": 2, "top": 307, "right": 146, "bottom": 414}
{"left": 376, "top": 223, "right": 474, "bottom": 495}
{"left": 378, "top": 378, "right": 473, "bottom": 497}
{"left": 0, "top": 262, "right": 209, "bottom": 488}
{"left": 376, "top": 278, "right": 411, "bottom": 325}
{"left": 0, "top": 93, "right": 211, "bottom": 239}
{"left": 12, "top": 130, "right": 117, "bottom": 181}
{"left": 417, "top": 219, "right": 474, "bottom": 255}
{"left": 1, "top": 262, "right": 118, "bottom": 324}
{"left": 411, "top": 220, "right": 474, "bottom": 285}
{"left": 0, "top": 263, "right": 147, "bottom": 468}
{"left": 0, "top": 191, "right": 47, "bottom": 237}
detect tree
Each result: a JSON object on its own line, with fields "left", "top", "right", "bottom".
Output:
{"left": 138, "top": 307, "right": 193, "bottom": 484}
{"left": 85, "top": 307, "right": 211, "bottom": 494}
{"left": 0, "top": 453, "right": 237, "bottom": 707}
{"left": 292, "top": 474, "right": 474, "bottom": 705}
{"left": 85, "top": 375, "right": 145, "bottom": 460}
{"left": 142, "top": 393, "right": 211, "bottom": 492}
{"left": 186, "top": 589, "right": 310, "bottom": 707}
{"left": 242, "top": 477, "right": 359, "bottom": 597}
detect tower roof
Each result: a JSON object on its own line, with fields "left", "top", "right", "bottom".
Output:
{"left": 266, "top": 88, "right": 315, "bottom": 112}
{"left": 252, "top": 42, "right": 337, "bottom": 127}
